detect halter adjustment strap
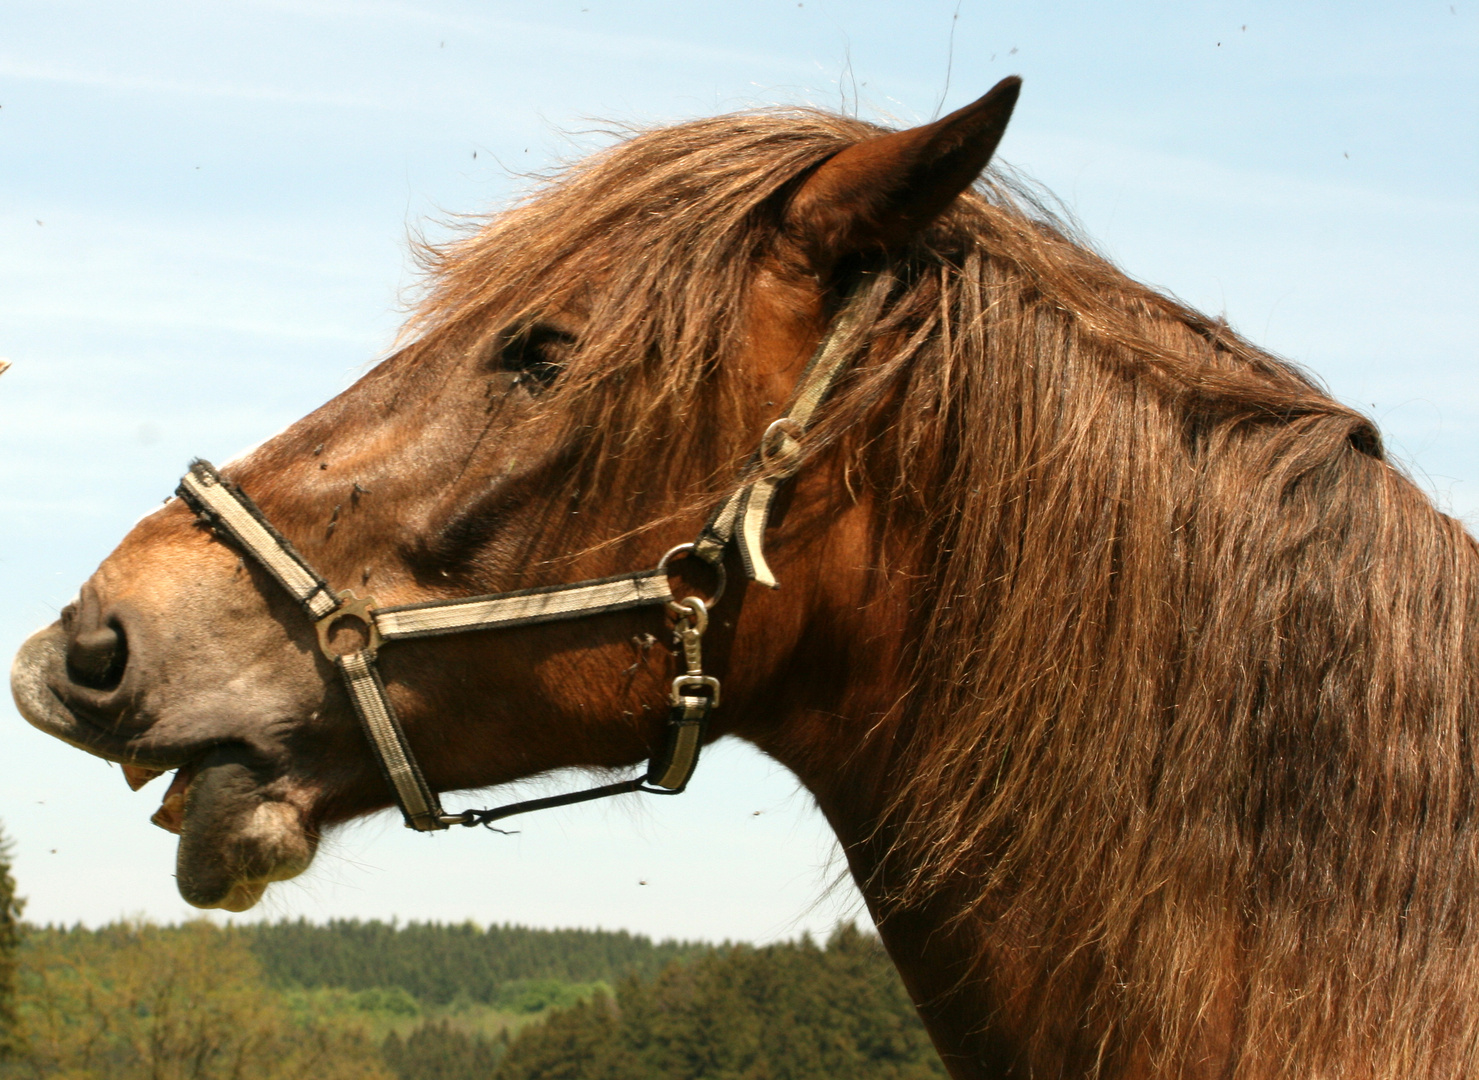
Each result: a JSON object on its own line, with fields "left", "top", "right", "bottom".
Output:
{"left": 337, "top": 651, "right": 447, "bottom": 831}
{"left": 374, "top": 571, "right": 672, "bottom": 641}
{"left": 694, "top": 283, "right": 867, "bottom": 587}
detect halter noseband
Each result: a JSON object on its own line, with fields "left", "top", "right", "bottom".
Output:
{"left": 174, "top": 287, "right": 867, "bottom": 833}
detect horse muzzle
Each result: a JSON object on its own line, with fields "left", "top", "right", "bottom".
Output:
{"left": 10, "top": 621, "right": 178, "bottom": 765}
{"left": 12, "top": 619, "right": 320, "bottom": 912}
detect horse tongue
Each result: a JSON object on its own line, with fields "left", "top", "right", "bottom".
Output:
{"left": 150, "top": 767, "right": 194, "bottom": 834}
{"left": 122, "top": 764, "right": 165, "bottom": 791}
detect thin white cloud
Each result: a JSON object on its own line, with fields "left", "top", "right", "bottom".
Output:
{"left": 0, "top": 57, "right": 385, "bottom": 109}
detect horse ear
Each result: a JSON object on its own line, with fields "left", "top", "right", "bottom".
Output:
{"left": 783, "top": 76, "right": 1021, "bottom": 269}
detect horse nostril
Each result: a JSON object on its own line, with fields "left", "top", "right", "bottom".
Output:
{"left": 66, "top": 621, "right": 129, "bottom": 691}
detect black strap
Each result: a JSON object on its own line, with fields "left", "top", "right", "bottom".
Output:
{"left": 449, "top": 696, "right": 713, "bottom": 830}
{"left": 451, "top": 778, "right": 648, "bottom": 830}
{"left": 645, "top": 697, "right": 712, "bottom": 793}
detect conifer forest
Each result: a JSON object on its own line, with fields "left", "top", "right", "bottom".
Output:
{"left": 0, "top": 826, "right": 944, "bottom": 1079}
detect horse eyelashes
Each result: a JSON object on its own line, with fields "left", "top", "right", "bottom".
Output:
{"left": 495, "top": 323, "right": 575, "bottom": 392}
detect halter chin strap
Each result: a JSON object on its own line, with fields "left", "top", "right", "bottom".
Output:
{"left": 174, "top": 283, "right": 869, "bottom": 832}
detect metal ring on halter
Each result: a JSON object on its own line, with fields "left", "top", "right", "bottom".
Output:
{"left": 760, "top": 417, "right": 804, "bottom": 467}
{"left": 656, "top": 542, "right": 726, "bottom": 607}
{"left": 315, "top": 590, "right": 383, "bottom": 659}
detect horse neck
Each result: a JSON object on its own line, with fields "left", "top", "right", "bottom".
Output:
{"left": 703, "top": 466, "right": 1007, "bottom": 1073}
{"left": 717, "top": 455, "right": 1238, "bottom": 1080}
{"left": 743, "top": 661, "right": 1033, "bottom": 1078}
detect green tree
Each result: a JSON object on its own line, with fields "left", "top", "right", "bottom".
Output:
{"left": 0, "top": 826, "right": 21, "bottom": 1061}
{"left": 496, "top": 992, "right": 629, "bottom": 1080}
{"left": 9, "top": 920, "right": 392, "bottom": 1080}
{"left": 381, "top": 1020, "right": 505, "bottom": 1080}
{"left": 495, "top": 924, "right": 945, "bottom": 1080}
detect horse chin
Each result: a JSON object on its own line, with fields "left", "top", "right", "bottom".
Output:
{"left": 173, "top": 752, "right": 317, "bottom": 911}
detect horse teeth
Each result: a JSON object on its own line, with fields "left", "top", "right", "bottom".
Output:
{"left": 151, "top": 790, "right": 185, "bottom": 834}
{"left": 150, "top": 768, "right": 193, "bottom": 834}
{"left": 122, "top": 764, "right": 165, "bottom": 791}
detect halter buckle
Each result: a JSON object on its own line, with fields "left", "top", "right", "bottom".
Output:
{"left": 316, "top": 590, "right": 383, "bottom": 659}
{"left": 760, "top": 416, "right": 804, "bottom": 470}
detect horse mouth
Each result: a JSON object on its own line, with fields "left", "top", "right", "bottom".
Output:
{"left": 111, "top": 751, "right": 316, "bottom": 912}
{"left": 11, "top": 623, "right": 318, "bottom": 913}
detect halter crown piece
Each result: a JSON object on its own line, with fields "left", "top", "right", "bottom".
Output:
{"left": 174, "top": 287, "right": 868, "bottom": 832}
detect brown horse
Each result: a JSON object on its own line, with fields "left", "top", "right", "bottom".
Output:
{"left": 13, "top": 77, "right": 1479, "bottom": 1077}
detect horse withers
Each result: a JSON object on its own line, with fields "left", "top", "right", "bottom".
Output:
{"left": 15, "top": 78, "right": 1479, "bottom": 1077}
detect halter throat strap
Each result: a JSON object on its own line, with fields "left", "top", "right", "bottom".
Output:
{"left": 693, "top": 284, "right": 868, "bottom": 586}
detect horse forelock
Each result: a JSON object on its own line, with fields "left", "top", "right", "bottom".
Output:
{"left": 400, "top": 108, "right": 1479, "bottom": 1074}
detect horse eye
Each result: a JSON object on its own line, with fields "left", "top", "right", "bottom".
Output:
{"left": 495, "top": 323, "right": 575, "bottom": 392}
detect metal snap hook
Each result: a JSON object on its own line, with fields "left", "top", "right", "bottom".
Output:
{"left": 668, "top": 595, "right": 709, "bottom": 634}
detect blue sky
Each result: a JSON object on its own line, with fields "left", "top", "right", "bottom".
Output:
{"left": 2, "top": 1, "right": 1475, "bottom": 940}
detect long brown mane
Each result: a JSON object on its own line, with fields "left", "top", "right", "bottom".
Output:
{"left": 407, "top": 109, "right": 1479, "bottom": 1074}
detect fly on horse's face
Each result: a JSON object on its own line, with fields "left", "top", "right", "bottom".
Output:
{"left": 11, "top": 81, "right": 1023, "bottom": 914}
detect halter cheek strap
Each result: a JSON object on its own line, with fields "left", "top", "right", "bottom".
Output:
{"left": 174, "top": 283, "right": 869, "bottom": 833}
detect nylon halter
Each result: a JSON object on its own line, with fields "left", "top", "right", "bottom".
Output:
{"left": 174, "top": 286, "right": 868, "bottom": 833}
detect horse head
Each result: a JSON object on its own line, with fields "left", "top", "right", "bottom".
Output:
{"left": 12, "top": 80, "right": 1022, "bottom": 914}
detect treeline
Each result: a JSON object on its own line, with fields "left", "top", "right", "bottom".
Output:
{"left": 4, "top": 920, "right": 392, "bottom": 1079}
{"left": 0, "top": 831, "right": 942, "bottom": 1079}
{"left": 239, "top": 918, "right": 710, "bottom": 1004}
{"left": 497, "top": 924, "right": 947, "bottom": 1080}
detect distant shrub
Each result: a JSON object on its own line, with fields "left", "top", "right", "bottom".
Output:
{"left": 492, "top": 978, "right": 609, "bottom": 1014}
{"left": 351, "top": 986, "right": 423, "bottom": 1018}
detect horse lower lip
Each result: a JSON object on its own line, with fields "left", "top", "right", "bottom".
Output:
{"left": 172, "top": 755, "right": 316, "bottom": 911}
